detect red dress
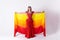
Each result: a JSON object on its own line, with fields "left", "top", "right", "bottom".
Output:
{"left": 25, "top": 11, "right": 35, "bottom": 38}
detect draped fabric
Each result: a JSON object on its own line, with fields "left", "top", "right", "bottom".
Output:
{"left": 14, "top": 12, "right": 46, "bottom": 38}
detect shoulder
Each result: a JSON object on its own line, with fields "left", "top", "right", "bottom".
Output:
{"left": 32, "top": 11, "right": 34, "bottom": 13}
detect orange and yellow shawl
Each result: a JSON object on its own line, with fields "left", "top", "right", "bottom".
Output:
{"left": 14, "top": 11, "right": 46, "bottom": 38}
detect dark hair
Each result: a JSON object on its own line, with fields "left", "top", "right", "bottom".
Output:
{"left": 28, "top": 6, "right": 31, "bottom": 8}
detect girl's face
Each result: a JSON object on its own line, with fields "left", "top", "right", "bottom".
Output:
{"left": 27, "top": 6, "right": 32, "bottom": 13}
{"left": 28, "top": 8, "right": 31, "bottom": 11}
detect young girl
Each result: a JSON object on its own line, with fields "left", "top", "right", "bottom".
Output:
{"left": 25, "top": 6, "right": 35, "bottom": 38}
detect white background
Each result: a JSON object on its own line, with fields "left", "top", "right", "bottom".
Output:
{"left": 0, "top": 0, "right": 60, "bottom": 40}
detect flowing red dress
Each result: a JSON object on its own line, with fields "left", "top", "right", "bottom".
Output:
{"left": 25, "top": 11, "right": 35, "bottom": 38}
